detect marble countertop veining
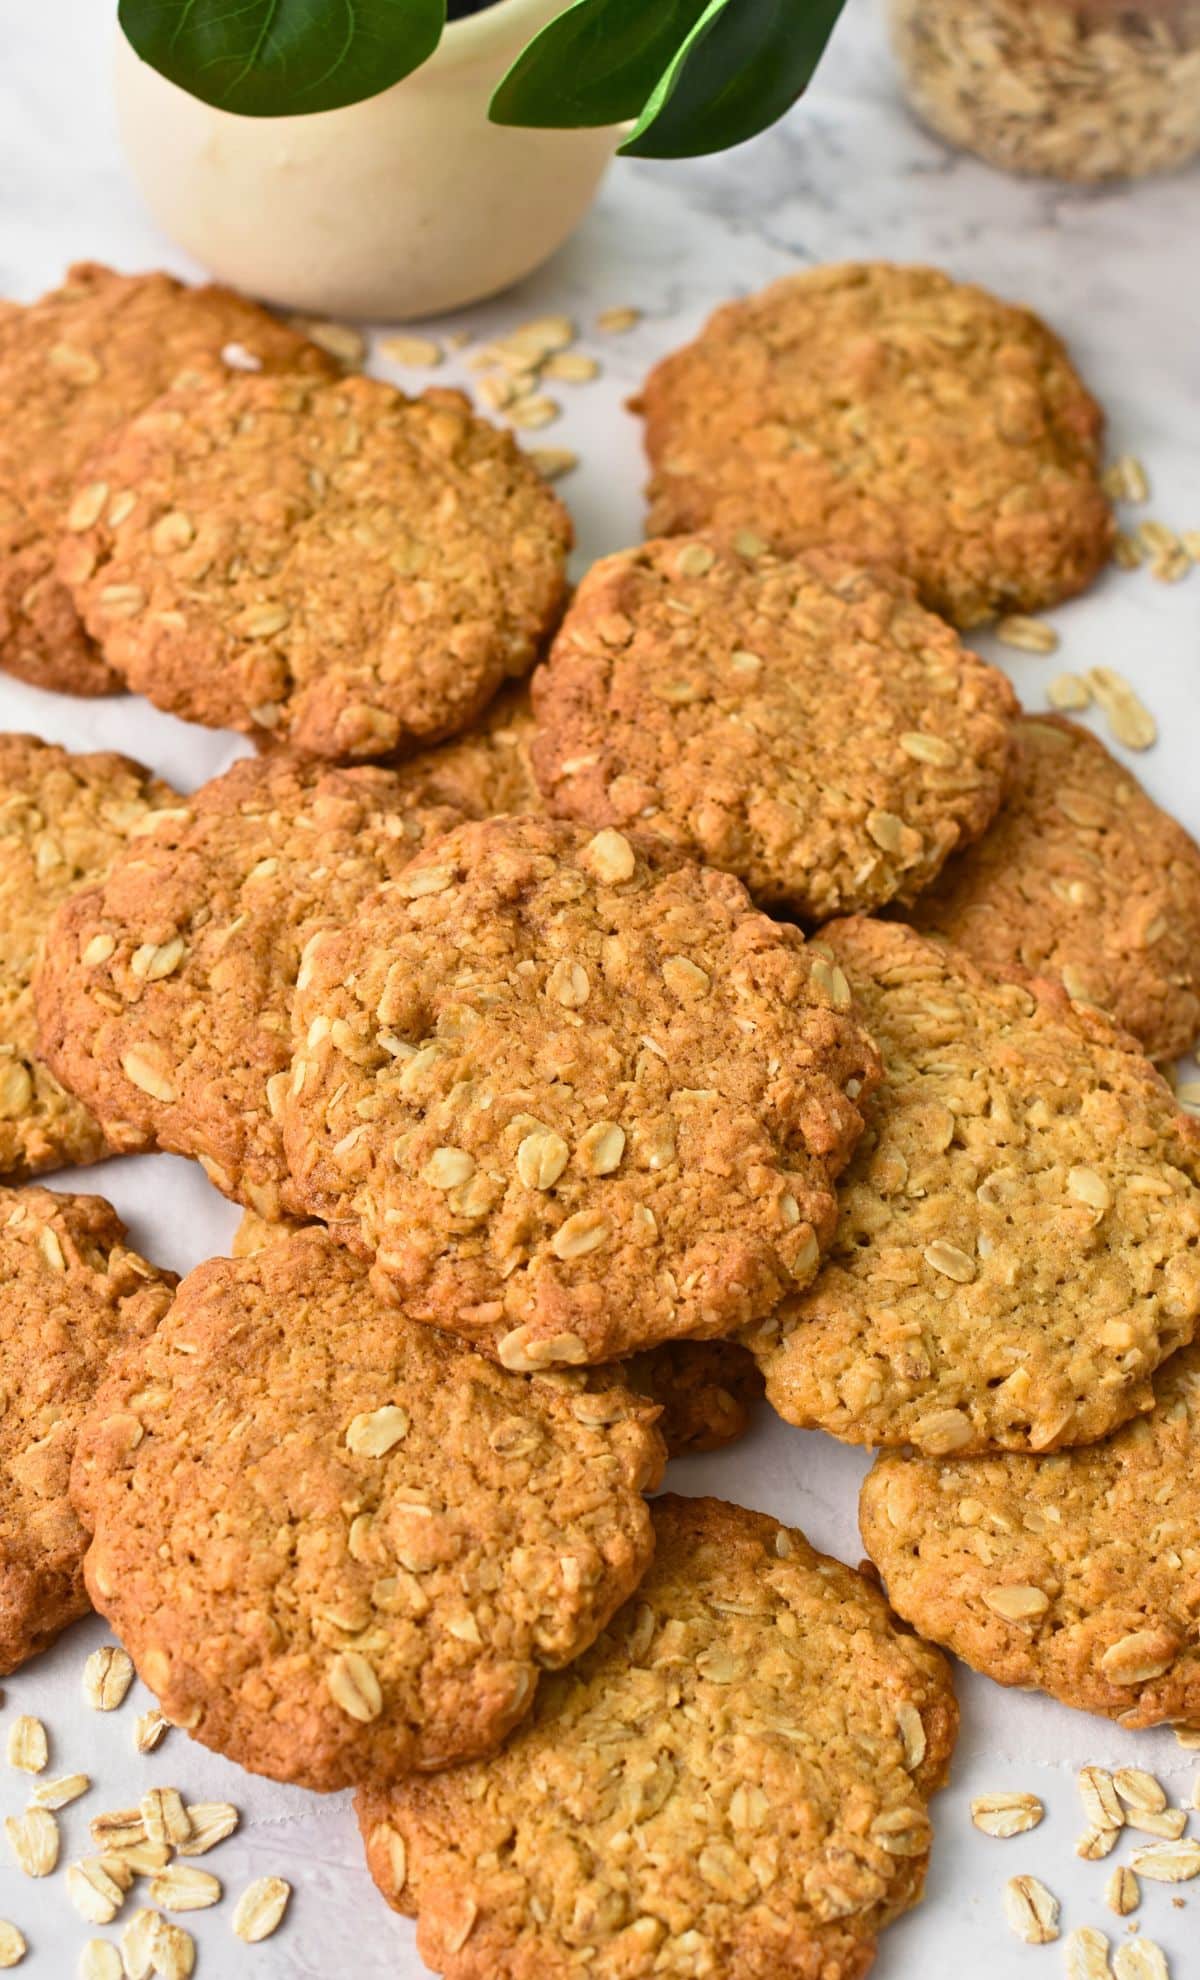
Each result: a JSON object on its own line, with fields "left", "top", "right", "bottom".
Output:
{"left": 1, "top": 1, "right": 1198, "bottom": 1975}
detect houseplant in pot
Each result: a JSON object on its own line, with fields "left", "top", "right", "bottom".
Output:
{"left": 115, "top": 0, "right": 847, "bottom": 319}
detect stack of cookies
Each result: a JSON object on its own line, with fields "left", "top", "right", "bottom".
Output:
{"left": 1, "top": 256, "right": 1198, "bottom": 1980}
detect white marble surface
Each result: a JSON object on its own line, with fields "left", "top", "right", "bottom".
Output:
{"left": 2, "top": 1, "right": 1199, "bottom": 1975}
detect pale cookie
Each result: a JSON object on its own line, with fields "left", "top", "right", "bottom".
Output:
{"left": 909, "top": 714, "right": 1200, "bottom": 1062}
{"left": 281, "top": 816, "right": 879, "bottom": 1366}
{"left": 861, "top": 1339, "right": 1200, "bottom": 1729}
{"left": 0, "top": 1184, "right": 175, "bottom": 1674}
{"left": 531, "top": 537, "right": 1016, "bottom": 917}
{"left": 0, "top": 734, "right": 177, "bottom": 1178}
{"left": 35, "top": 754, "right": 467, "bottom": 1218}
{"left": 358, "top": 1493, "right": 958, "bottom": 1980}
{"left": 59, "top": 369, "right": 571, "bottom": 757}
{"left": 636, "top": 262, "right": 1112, "bottom": 628}
{"left": 748, "top": 918, "right": 1200, "bottom": 1455}
{"left": 70, "top": 1227, "right": 663, "bottom": 1791}
{"left": 0, "top": 261, "right": 332, "bottom": 694}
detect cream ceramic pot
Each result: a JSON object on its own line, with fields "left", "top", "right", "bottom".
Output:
{"left": 115, "top": 0, "right": 617, "bottom": 320}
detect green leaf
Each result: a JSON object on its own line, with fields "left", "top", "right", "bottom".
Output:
{"left": 620, "top": 0, "right": 846, "bottom": 158}
{"left": 489, "top": 0, "right": 713, "bottom": 130}
{"left": 118, "top": 0, "right": 446, "bottom": 118}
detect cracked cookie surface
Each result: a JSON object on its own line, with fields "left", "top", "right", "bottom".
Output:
{"left": 358, "top": 1493, "right": 958, "bottom": 1980}
{"left": 748, "top": 917, "right": 1200, "bottom": 1455}
{"left": 636, "top": 262, "right": 1112, "bottom": 628}
{"left": 70, "top": 1226, "right": 662, "bottom": 1791}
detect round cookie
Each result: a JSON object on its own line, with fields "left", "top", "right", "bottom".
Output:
{"left": 908, "top": 713, "right": 1200, "bottom": 1063}
{"left": 531, "top": 537, "right": 1017, "bottom": 918}
{"left": 281, "top": 815, "right": 879, "bottom": 1367}
{"left": 860, "top": 1340, "right": 1200, "bottom": 1730}
{"left": 0, "top": 1183, "right": 175, "bottom": 1674}
{"left": 0, "top": 261, "right": 333, "bottom": 695}
{"left": 70, "top": 1227, "right": 663, "bottom": 1792}
{"left": 0, "top": 734, "right": 178, "bottom": 1178}
{"left": 358, "top": 1493, "right": 958, "bottom": 1980}
{"left": 635, "top": 262, "right": 1112, "bottom": 628}
{"left": 748, "top": 917, "right": 1200, "bottom": 1455}
{"left": 35, "top": 754, "right": 467, "bottom": 1219}
{"left": 58, "top": 369, "right": 572, "bottom": 758}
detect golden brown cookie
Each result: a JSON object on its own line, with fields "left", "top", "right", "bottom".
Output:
{"left": 636, "top": 262, "right": 1112, "bottom": 628}
{"left": 908, "top": 714, "right": 1200, "bottom": 1062}
{"left": 281, "top": 815, "right": 879, "bottom": 1367}
{"left": 35, "top": 754, "right": 467, "bottom": 1218}
{"left": 0, "top": 262, "right": 332, "bottom": 695}
{"left": 0, "top": 734, "right": 178, "bottom": 1178}
{"left": 358, "top": 1493, "right": 958, "bottom": 1980}
{"left": 58, "top": 368, "right": 571, "bottom": 757}
{"left": 402, "top": 683, "right": 543, "bottom": 818}
{"left": 860, "top": 1340, "right": 1200, "bottom": 1729}
{"left": 531, "top": 537, "right": 1017, "bottom": 917}
{"left": 0, "top": 1184, "right": 175, "bottom": 1674}
{"left": 748, "top": 917, "right": 1200, "bottom": 1455}
{"left": 71, "top": 1227, "right": 663, "bottom": 1791}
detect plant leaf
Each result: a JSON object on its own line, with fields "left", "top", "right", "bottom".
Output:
{"left": 118, "top": 0, "right": 446, "bottom": 118}
{"left": 489, "top": 0, "right": 713, "bottom": 130}
{"left": 620, "top": 0, "right": 846, "bottom": 158}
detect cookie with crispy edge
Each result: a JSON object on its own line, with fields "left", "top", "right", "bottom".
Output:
{"left": 531, "top": 536, "right": 1017, "bottom": 918}
{"left": 748, "top": 917, "right": 1200, "bottom": 1455}
{"left": 636, "top": 262, "right": 1112, "bottom": 628}
{"left": 861, "top": 1339, "right": 1200, "bottom": 1729}
{"left": 0, "top": 261, "right": 333, "bottom": 695}
{"left": 358, "top": 1493, "right": 958, "bottom": 1980}
{"left": 0, "top": 1184, "right": 175, "bottom": 1674}
{"left": 70, "top": 1227, "right": 663, "bottom": 1791}
{"left": 58, "top": 368, "right": 571, "bottom": 758}
{"left": 281, "top": 815, "right": 879, "bottom": 1367}
{"left": 0, "top": 734, "right": 178, "bottom": 1178}
{"left": 908, "top": 713, "right": 1200, "bottom": 1062}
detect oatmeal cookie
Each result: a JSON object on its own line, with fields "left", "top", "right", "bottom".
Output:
{"left": 35, "top": 754, "right": 466, "bottom": 1218}
{"left": 531, "top": 537, "right": 1016, "bottom": 917}
{"left": 0, "top": 261, "right": 332, "bottom": 695}
{"left": 908, "top": 714, "right": 1200, "bottom": 1062}
{"left": 861, "top": 1339, "right": 1200, "bottom": 1729}
{"left": 281, "top": 816, "right": 879, "bottom": 1366}
{"left": 0, "top": 1184, "right": 175, "bottom": 1674}
{"left": 0, "top": 734, "right": 177, "bottom": 1178}
{"left": 402, "top": 684, "right": 543, "bottom": 818}
{"left": 748, "top": 917, "right": 1200, "bottom": 1455}
{"left": 636, "top": 262, "right": 1112, "bottom": 628}
{"left": 358, "top": 1493, "right": 958, "bottom": 1980}
{"left": 71, "top": 1227, "right": 662, "bottom": 1791}
{"left": 58, "top": 369, "right": 571, "bottom": 757}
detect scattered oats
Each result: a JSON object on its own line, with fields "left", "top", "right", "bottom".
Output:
{"left": 1003, "top": 1873, "right": 1060, "bottom": 1944}
{"left": 530, "top": 447, "right": 579, "bottom": 481}
{"left": 175, "top": 1803, "right": 238, "bottom": 1857}
{"left": 67, "top": 1857, "right": 129, "bottom": 1926}
{"left": 140, "top": 1790, "right": 191, "bottom": 1849}
{"left": 1176, "top": 1727, "right": 1200, "bottom": 1750}
{"left": 80, "top": 1943, "right": 122, "bottom": 1980}
{"left": 119, "top": 1909, "right": 158, "bottom": 1980}
{"left": 1136, "top": 520, "right": 1180, "bottom": 557}
{"left": 507, "top": 394, "right": 560, "bottom": 429}
{"left": 232, "top": 1877, "right": 291, "bottom": 1944}
{"left": 148, "top": 1916, "right": 195, "bottom": 1979}
{"left": 149, "top": 1866, "right": 221, "bottom": 1912}
{"left": 1151, "top": 546, "right": 1191, "bottom": 583}
{"left": 6, "top": 1719, "right": 47, "bottom": 1774}
{"left": 134, "top": 1712, "right": 168, "bottom": 1756}
{"left": 1106, "top": 1864, "right": 1140, "bottom": 1915}
{"left": 378, "top": 333, "right": 442, "bottom": 367}
{"left": 1181, "top": 529, "right": 1200, "bottom": 560}
{"left": 1114, "top": 1768, "right": 1167, "bottom": 1814}
{"left": 90, "top": 1810, "right": 146, "bottom": 1850}
{"left": 1086, "top": 667, "right": 1157, "bottom": 750}
{"left": 112, "top": 1843, "right": 171, "bottom": 1877}
{"left": 299, "top": 319, "right": 366, "bottom": 367}
{"left": 1077, "top": 1827, "right": 1121, "bottom": 1860}
{"left": 1065, "top": 1927, "right": 1114, "bottom": 1980}
{"left": 0, "top": 1922, "right": 24, "bottom": 1968}
{"left": 1125, "top": 1808, "right": 1187, "bottom": 1840}
{"left": 1113, "top": 531, "right": 1145, "bottom": 570}
{"left": 1047, "top": 671, "right": 1092, "bottom": 712}
{"left": 1129, "top": 1838, "right": 1200, "bottom": 1881}
{"left": 84, "top": 1645, "right": 135, "bottom": 1711}
{"left": 1080, "top": 1768, "right": 1126, "bottom": 1831}
{"left": 33, "top": 1772, "right": 89, "bottom": 1810}
{"left": 1112, "top": 1940, "right": 1169, "bottom": 1980}
{"left": 543, "top": 351, "right": 599, "bottom": 383}
{"left": 970, "top": 1791, "right": 1044, "bottom": 1837}
{"left": 509, "top": 313, "right": 575, "bottom": 355}
{"left": 996, "top": 614, "right": 1059, "bottom": 653}
{"left": 1103, "top": 456, "right": 1150, "bottom": 504}
{"left": 597, "top": 306, "right": 641, "bottom": 333}
{"left": 4, "top": 1808, "right": 58, "bottom": 1877}
{"left": 476, "top": 373, "right": 515, "bottom": 412}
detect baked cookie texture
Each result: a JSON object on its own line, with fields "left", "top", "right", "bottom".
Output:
{"left": 531, "top": 536, "right": 1017, "bottom": 918}
{"left": 908, "top": 714, "right": 1200, "bottom": 1063}
{"left": 0, "top": 1183, "right": 175, "bottom": 1675}
{"left": 358, "top": 1494, "right": 958, "bottom": 1980}
{"left": 748, "top": 917, "right": 1200, "bottom": 1455}
{"left": 281, "top": 815, "right": 880, "bottom": 1367}
{"left": 403, "top": 684, "right": 543, "bottom": 819}
{"left": 0, "top": 261, "right": 333, "bottom": 695}
{"left": 35, "top": 753, "right": 468, "bottom": 1219}
{"left": 0, "top": 734, "right": 177, "bottom": 1178}
{"left": 636, "top": 262, "right": 1113, "bottom": 628}
{"left": 70, "top": 1227, "right": 663, "bottom": 1792}
{"left": 58, "top": 369, "right": 572, "bottom": 758}
{"left": 860, "top": 1340, "right": 1200, "bottom": 1730}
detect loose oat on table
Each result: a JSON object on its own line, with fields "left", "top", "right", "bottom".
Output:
{"left": 1003, "top": 1873, "right": 1060, "bottom": 1944}
{"left": 33, "top": 1772, "right": 89, "bottom": 1809}
{"left": 358, "top": 1494, "right": 957, "bottom": 1980}
{"left": 1077, "top": 1826, "right": 1121, "bottom": 1861}
{"left": 83, "top": 1644, "right": 134, "bottom": 1711}
{"left": 231, "top": 1877, "right": 291, "bottom": 1945}
{"left": 1085, "top": 668, "right": 1158, "bottom": 752}
{"left": 6, "top": 1717, "right": 47, "bottom": 1774}
{"left": 1113, "top": 1941, "right": 1170, "bottom": 1980}
{"left": 1129, "top": 1840, "right": 1200, "bottom": 1882}
{"left": 71, "top": 1227, "right": 662, "bottom": 1791}
{"left": 0, "top": 1923, "right": 24, "bottom": 1969}
{"left": 379, "top": 334, "right": 443, "bottom": 368}
{"left": 1080, "top": 1769, "right": 1126, "bottom": 1832}
{"left": 530, "top": 536, "right": 1016, "bottom": 919}
{"left": 1106, "top": 1865, "right": 1140, "bottom": 1916}
{"left": 1065, "top": 1927, "right": 1115, "bottom": 1980}
{"left": 970, "top": 1791, "right": 1044, "bottom": 1837}
{"left": 80, "top": 1942, "right": 122, "bottom": 1980}
{"left": 146, "top": 1917, "right": 194, "bottom": 1979}
{"left": 281, "top": 815, "right": 878, "bottom": 1364}
{"left": 995, "top": 614, "right": 1059, "bottom": 653}
{"left": 58, "top": 368, "right": 571, "bottom": 759}
{"left": 149, "top": 1866, "right": 221, "bottom": 1912}
{"left": 4, "top": 1807, "right": 58, "bottom": 1878}
{"left": 174, "top": 1803, "right": 238, "bottom": 1857}
{"left": 134, "top": 1712, "right": 168, "bottom": 1756}
{"left": 908, "top": 714, "right": 1200, "bottom": 1061}
{"left": 635, "top": 262, "right": 1112, "bottom": 628}
{"left": 0, "top": 735, "right": 178, "bottom": 1180}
